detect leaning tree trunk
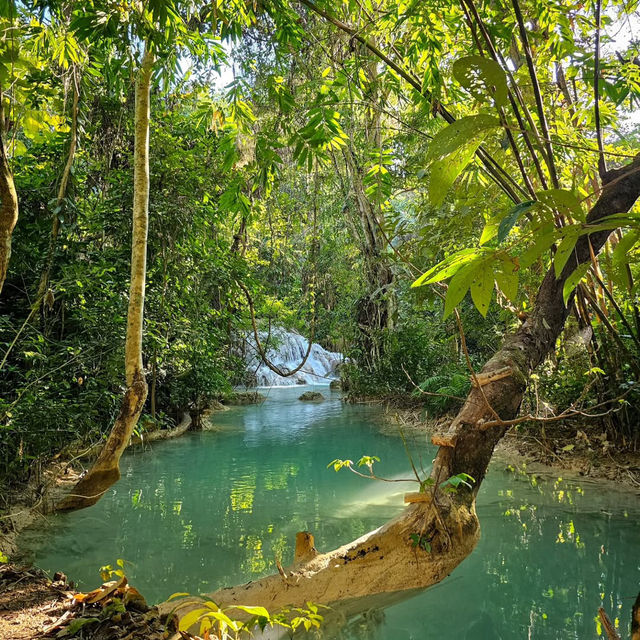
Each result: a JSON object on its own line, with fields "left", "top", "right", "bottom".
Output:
{"left": 162, "top": 155, "right": 640, "bottom": 628}
{"left": 0, "top": 86, "right": 18, "bottom": 295}
{"left": 57, "top": 48, "right": 154, "bottom": 511}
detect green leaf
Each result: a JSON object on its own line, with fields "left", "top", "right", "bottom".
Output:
{"left": 553, "top": 232, "right": 579, "bottom": 278}
{"left": 479, "top": 215, "right": 500, "bottom": 246}
{"left": 411, "top": 248, "right": 480, "bottom": 287}
{"left": 200, "top": 610, "right": 238, "bottom": 630}
{"left": 443, "top": 260, "right": 478, "bottom": 318}
{"left": 494, "top": 257, "right": 519, "bottom": 302}
{"left": 327, "top": 459, "right": 353, "bottom": 471}
{"left": 231, "top": 605, "right": 270, "bottom": 618}
{"left": 519, "top": 225, "right": 557, "bottom": 269}
{"left": 356, "top": 455, "right": 380, "bottom": 467}
{"left": 470, "top": 262, "right": 493, "bottom": 317}
{"left": 537, "top": 189, "right": 584, "bottom": 221}
{"left": 562, "top": 263, "right": 590, "bottom": 305}
{"left": 497, "top": 201, "right": 535, "bottom": 243}
{"left": 179, "top": 608, "right": 208, "bottom": 632}
{"left": 57, "top": 617, "right": 100, "bottom": 637}
{"left": 425, "top": 115, "right": 500, "bottom": 164}
{"left": 452, "top": 55, "right": 509, "bottom": 107}
{"left": 611, "top": 229, "right": 640, "bottom": 289}
{"left": 428, "top": 134, "right": 492, "bottom": 206}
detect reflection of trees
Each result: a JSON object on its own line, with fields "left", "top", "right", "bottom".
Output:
{"left": 24, "top": 413, "right": 639, "bottom": 639}
{"left": 93, "top": 420, "right": 412, "bottom": 604}
{"left": 470, "top": 474, "right": 638, "bottom": 640}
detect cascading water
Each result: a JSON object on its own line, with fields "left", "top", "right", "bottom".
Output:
{"left": 244, "top": 327, "right": 342, "bottom": 387}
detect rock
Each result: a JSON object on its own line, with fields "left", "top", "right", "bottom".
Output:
{"left": 298, "top": 391, "right": 325, "bottom": 402}
{"left": 329, "top": 380, "right": 342, "bottom": 391}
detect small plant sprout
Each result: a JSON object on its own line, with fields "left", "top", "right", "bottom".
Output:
{"left": 439, "top": 473, "right": 476, "bottom": 493}
{"left": 327, "top": 458, "right": 353, "bottom": 472}
{"left": 409, "top": 533, "right": 432, "bottom": 553}
{"left": 99, "top": 558, "right": 126, "bottom": 582}
{"left": 328, "top": 457, "right": 477, "bottom": 499}
{"left": 328, "top": 455, "right": 416, "bottom": 482}
{"left": 357, "top": 455, "right": 380, "bottom": 471}
{"left": 171, "top": 594, "right": 327, "bottom": 639}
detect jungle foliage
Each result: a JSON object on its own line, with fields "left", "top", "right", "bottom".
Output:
{"left": 1, "top": 0, "right": 640, "bottom": 490}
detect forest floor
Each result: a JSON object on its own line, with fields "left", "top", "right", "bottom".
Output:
{"left": 0, "top": 563, "right": 174, "bottom": 640}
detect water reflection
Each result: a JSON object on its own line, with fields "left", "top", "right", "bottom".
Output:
{"left": 18, "top": 387, "right": 640, "bottom": 639}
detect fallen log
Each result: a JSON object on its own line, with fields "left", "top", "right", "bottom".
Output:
{"left": 129, "top": 413, "right": 192, "bottom": 446}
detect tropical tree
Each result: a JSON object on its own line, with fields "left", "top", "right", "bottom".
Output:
{"left": 58, "top": 0, "right": 227, "bottom": 509}
{"left": 167, "top": 0, "right": 640, "bottom": 617}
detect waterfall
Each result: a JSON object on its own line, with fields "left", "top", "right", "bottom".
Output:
{"left": 244, "top": 327, "right": 342, "bottom": 387}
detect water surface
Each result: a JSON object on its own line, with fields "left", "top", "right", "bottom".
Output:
{"left": 20, "top": 386, "right": 640, "bottom": 639}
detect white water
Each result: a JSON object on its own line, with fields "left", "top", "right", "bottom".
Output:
{"left": 244, "top": 327, "right": 342, "bottom": 387}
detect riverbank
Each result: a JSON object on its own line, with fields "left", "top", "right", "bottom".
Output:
{"left": 1, "top": 387, "right": 639, "bottom": 640}
{"left": 378, "top": 404, "right": 640, "bottom": 491}
{"left": 0, "top": 563, "right": 173, "bottom": 640}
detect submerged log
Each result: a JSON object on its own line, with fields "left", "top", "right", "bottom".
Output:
{"left": 163, "top": 155, "right": 640, "bottom": 628}
{"left": 598, "top": 607, "right": 621, "bottom": 640}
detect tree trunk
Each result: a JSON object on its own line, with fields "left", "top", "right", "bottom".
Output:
{"left": 35, "top": 72, "right": 79, "bottom": 308}
{"left": 0, "top": 86, "right": 18, "bottom": 296}
{"left": 57, "top": 48, "right": 154, "bottom": 511}
{"left": 632, "top": 591, "right": 640, "bottom": 640}
{"left": 162, "top": 155, "right": 640, "bottom": 626}
{"left": 340, "top": 145, "right": 394, "bottom": 371}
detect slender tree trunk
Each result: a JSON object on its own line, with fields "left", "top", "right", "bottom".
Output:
{"left": 57, "top": 47, "right": 154, "bottom": 511}
{"left": 36, "top": 72, "right": 79, "bottom": 308}
{"left": 164, "top": 155, "right": 640, "bottom": 626}
{"left": 342, "top": 146, "right": 394, "bottom": 370}
{"left": 0, "top": 86, "right": 18, "bottom": 295}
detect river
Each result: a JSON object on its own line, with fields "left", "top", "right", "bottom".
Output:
{"left": 18, "top": 386, "right": 640, "bottom": 639}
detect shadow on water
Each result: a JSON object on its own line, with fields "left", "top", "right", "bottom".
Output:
{"left": 18, "top": 386, "right": 640, "bottom": 639}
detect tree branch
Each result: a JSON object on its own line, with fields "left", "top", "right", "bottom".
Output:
{"left": 594, "top": 0, "right": 607, "bottom": 177}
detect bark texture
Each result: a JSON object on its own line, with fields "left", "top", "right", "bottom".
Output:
{"left": 0, "top": 95, "right": 18, "bottom": 295}
{"left": 163, "top": 155, "right": 640, "bottom": 627}
{"left": 57, "top": 48, "right": 154, "bottom": 511}
{"left": 431, "top": 153, "right": 640, "bottom": 499}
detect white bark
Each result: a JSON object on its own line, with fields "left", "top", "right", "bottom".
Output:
{"left": 57, "top": 47, "right": 154, "bottom": 511}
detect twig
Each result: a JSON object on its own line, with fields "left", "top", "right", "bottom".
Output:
{"left": 479, "top": 381, "right": 638, "bottom": 430}
{"left": 594, "top": 0, "right": 607, "bottom": 177}
{"left": 510, "top": 0, "right": 560, "bottom": 188}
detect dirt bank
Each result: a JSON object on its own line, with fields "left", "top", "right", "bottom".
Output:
{"left": 379, "top": 405, "right": 640, "bottom": 491}
{"left": 0, "top": 564, "right": 170, "bottom": 640}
